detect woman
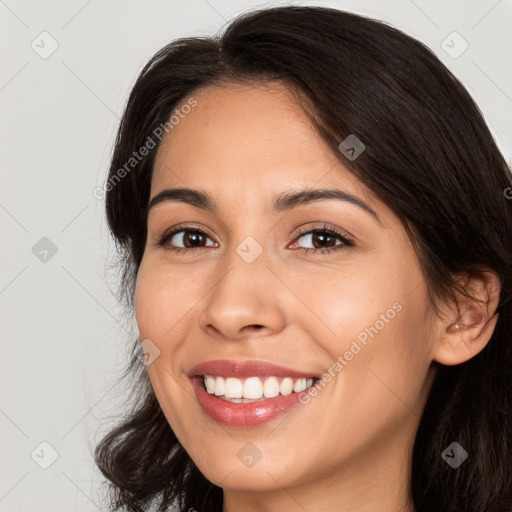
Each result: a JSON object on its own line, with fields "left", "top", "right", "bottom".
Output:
{"left": 95, "top": 5, "right": 512, "bottom": 512}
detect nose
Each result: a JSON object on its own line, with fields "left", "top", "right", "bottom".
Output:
{"left": 198, "top": 251, "right": 287, "bottom": 341}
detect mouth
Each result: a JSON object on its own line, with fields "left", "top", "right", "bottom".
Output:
{"left": 187, "top": 359, "right": 321, "bottom": 427}
{"left": 197, "top": 375, "right": 319, "bottom": 403}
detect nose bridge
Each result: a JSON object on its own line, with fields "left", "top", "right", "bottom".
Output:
{"left": 198, "top": 233, "right": 285, "bottom": 339}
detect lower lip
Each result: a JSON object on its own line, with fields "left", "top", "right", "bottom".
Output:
{"left": 191, "top": 377, "right": 305, "bottom": 427}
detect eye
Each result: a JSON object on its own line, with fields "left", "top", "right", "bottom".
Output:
{"left": 290, "top": 224, "right": 354, "bottom": 254}
{"left": 156, "top": 224, "right": 217, "bottom": 253}
{"left": 155, "top": 223, "right": 354, "bottom": 255}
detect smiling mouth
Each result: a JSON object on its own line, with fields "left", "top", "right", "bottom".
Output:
{"left": 198, "top": 375, "right": 319, "bottom": 403}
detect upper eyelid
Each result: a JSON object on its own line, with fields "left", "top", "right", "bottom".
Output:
{"left": 294, "top": 223, "right": 352, "bottom": 238}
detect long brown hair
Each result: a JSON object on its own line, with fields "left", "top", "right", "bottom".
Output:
{"left": 95, "top": 6, "right": 512, "bottom": 511}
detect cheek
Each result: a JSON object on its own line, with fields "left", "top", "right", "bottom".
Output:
{"left": 288, "top": 260, "right": 411, "bottom": 355}
{"left": 134, "top": 268, "right": 160, "bottom": 339}
{"left": 294, "top": 253, "right": 433, "bottom": 404}
{"left": 332, "top": 280, "right": 433, "bottom": 434}
{"left": 134, "top": 259, "right": 190, "bottom": 341}
{"left": 313, "top": 246, "right": 427, "bottom": 355}
{"left": 134, "top": 261, "right": 193, "bottom": 429}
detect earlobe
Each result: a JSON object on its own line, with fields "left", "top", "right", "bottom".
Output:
{"left": 432, "top": 270, "right": 501, "bottom": 366}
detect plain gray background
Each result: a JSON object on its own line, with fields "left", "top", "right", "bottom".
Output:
{"left": 1, "top": 1, "right": 511, "bottom": 510}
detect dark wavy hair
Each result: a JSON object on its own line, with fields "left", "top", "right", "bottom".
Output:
{"left": 94, "top": 5, "right": 512, "bottom": 512}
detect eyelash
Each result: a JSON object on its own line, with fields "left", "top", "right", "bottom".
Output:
{"left": 156, "top": 223, "right": 354, "bottom": 256}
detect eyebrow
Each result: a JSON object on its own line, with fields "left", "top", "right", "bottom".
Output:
{"left": 146, "top": 187, "right": 381, "bottom": 223}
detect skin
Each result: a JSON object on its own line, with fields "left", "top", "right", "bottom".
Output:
{"left": 134, "top": 82, "right": 501, "bottom": 512}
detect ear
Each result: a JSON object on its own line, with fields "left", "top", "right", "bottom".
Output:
{"left": 432, "top": 269, "right": 501, "bottom": 366}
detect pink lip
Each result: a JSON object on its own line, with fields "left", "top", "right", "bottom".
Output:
{"left": 191, "top": 377, "right": 306, "bottom": 427}
{"left": 188, "top": 359, "right": 318, "bottom": 427}
{"left": 189, "top": 359, "right": 318, "bottom": 379}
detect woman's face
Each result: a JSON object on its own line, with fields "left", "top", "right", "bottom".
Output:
{"left": 135, "top": 82, "right": 438, "bottom": 498}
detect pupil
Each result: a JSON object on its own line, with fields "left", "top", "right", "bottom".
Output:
{"left": 314, "top": 232, "right": 333, "bottom": 248}
{"left": 185, "top": 231, "right": 203, "bottom": 247}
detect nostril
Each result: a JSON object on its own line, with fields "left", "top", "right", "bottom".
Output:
{"left": 240, "top": 324, "right": 265, "bottom": 335}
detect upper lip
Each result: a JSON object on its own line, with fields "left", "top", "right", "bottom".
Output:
{"left": 189, "top": 359, "right": 319, "bottom": 379}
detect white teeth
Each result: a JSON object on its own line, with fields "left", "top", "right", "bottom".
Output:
{"left": 214, "top": 376, "right": 225, "bottom": 396}
{"left": 205, "top": 376, "right": 216, "bottom": 394}
{"left": 225, "top": 377, "right": 243, "bottom": 399}
{"left": 280, "top": 377, "right": 294, "bottom": 396}
{"left": 263, "top": 376, "right": 280, "bottom": 398}
{"left": 293, "top": 378, "right": 307, "bottom": 393}
{"left": 204, "top": 375, "right": 315, "bottom": 400}
{"left": 243, "top": 377, "right": 263, "bottom": 399}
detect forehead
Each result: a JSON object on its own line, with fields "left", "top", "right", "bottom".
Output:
{"left": 151, "top": 82, "right": 375, "bottom": 209}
